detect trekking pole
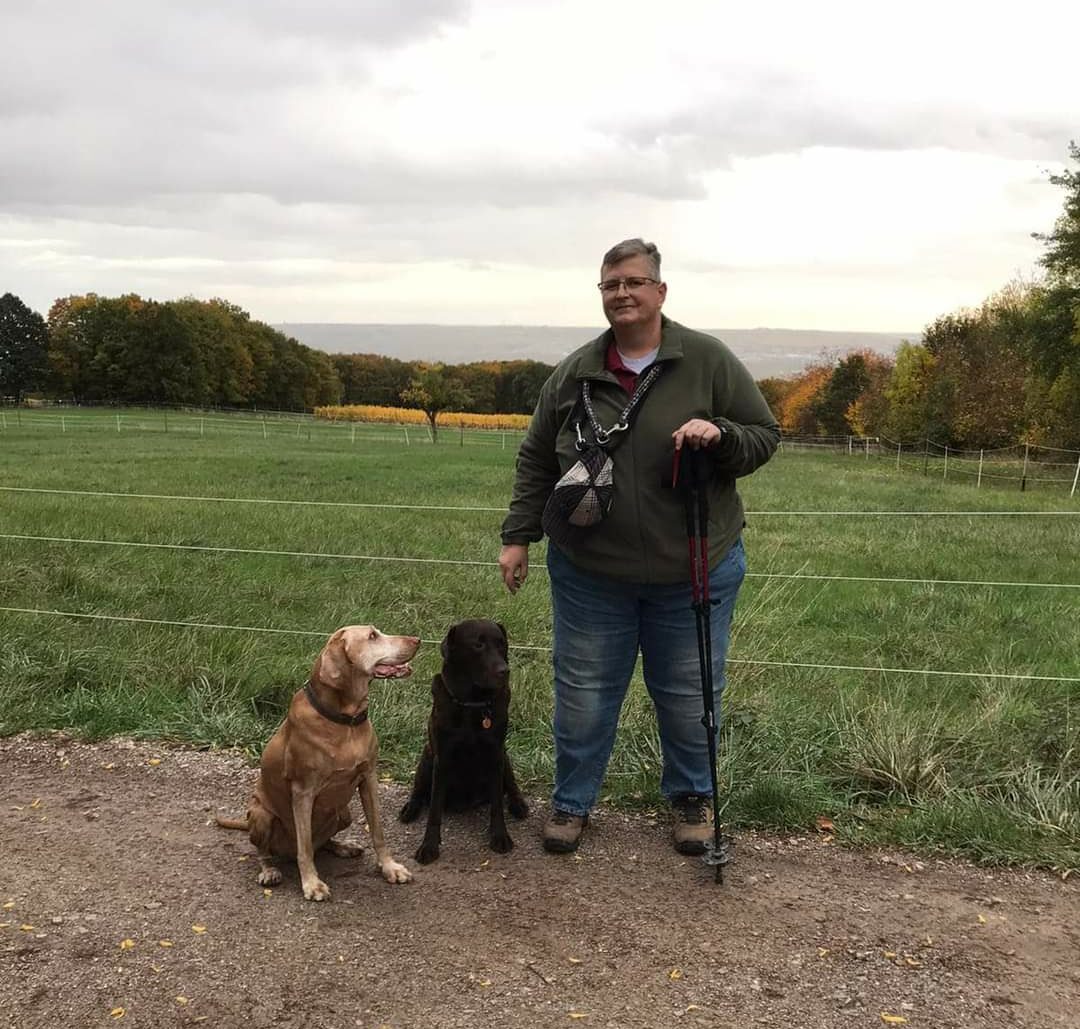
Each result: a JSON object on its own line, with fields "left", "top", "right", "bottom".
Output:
{"left": 672, "top": 446, "right": 732, "bottom": 884}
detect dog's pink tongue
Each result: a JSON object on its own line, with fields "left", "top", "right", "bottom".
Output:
{"left": 374, "top": 662, "right": 413, "bottom": 678}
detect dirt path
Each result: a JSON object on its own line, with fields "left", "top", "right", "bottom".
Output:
{"left": 2, "top": 734, "right": 1077, "bottom": 1029}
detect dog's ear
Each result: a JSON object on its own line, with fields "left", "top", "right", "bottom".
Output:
{"left": 440, "top": 624, "right": 456, "bottom": 663}
{"left": 314, "top": 629, "right": 348, "bottom": 689}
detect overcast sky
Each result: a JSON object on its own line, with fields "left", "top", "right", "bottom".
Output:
{"left": 2, "top": 0, "right": 1076, "bottom": 332}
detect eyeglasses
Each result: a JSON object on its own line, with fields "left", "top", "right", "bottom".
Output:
{"left": 597, "top": 277, "right": 659, "bottom": 294}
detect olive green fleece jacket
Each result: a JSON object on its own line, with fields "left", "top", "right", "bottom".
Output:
{"left": 501, "top": 316, "right": 781, "bottom": 584}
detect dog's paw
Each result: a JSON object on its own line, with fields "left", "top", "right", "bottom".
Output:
{"left": 490, "top": 831, "right": 514, "bottom": 854}
{"left": 302, "top": 878, "right": 332, "bottom": 902}
{"left": 508, "top": 796, "right": 530, "bottom": 820}
{"left": 380, "top": 859, "right": 413, "bottom": 884}
{"left": 326, "top": 839, "right": 364, "bottom": 859}
{"left": 257, "top": 866, "right": 282, "bottom": 887}
{"left": 414, "top": 840, "right": 441, "bottom": 865}
{"left": 398, "top": 798, "right": 422, "bottom": 823}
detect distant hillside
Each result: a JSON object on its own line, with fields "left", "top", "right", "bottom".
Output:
{"left": 276, "top": 323, "right": 916, "bottom": 378}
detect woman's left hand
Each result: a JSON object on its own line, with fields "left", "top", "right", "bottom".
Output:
{"left": 672, "top": 419, "right": 723, "bottom": 450}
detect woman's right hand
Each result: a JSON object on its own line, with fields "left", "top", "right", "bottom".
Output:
{"left": 498, "top": 544, "right": 530, "bottom": 594}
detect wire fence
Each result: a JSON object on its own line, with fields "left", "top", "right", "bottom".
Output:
{"left": 5, "top": 405, "right": 1078, "bottom": 493}
{"left": 3, "top": 406, "right": 1079, "bottom": 685}
{"left": 781, "top": 434, "right": 1080, "bottom": 497}
{"left": 0, "top": 404, "right": 529, "bottom": 450}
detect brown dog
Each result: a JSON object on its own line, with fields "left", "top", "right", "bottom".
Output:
{"left": 216, "top": 625, "right": 419, "bottom": 900}
{"left": 398, "top": 619, "right": 528, "bottom": 863}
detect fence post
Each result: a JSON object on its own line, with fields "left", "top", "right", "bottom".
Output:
{"left": 1020, "top": 443, "right": 1029, "bottom": 492}
{"left": 502, "top": 432, "right": 506, "bottom": 451}
{"left": 61, "top": 415, "right": 66, "bottom": 433}
{"left": 460, "top": 422, "right": 464, "bottom": 448}
{"left": 847, "top": 436, "right": 852, "bottom": 456}
{"left": 351, "top": 423, "right": 356, "bottom": 444}
{"left": 1071, "top": 452, "right": 1080, "bottom": 497}
{"left": 404, "top": 426, "right": 410, "bottom": 447}
{"left": 262, "top": 416, "right": 267, "bottom": 440}
{"left": 864, "top": 437, "right": 870, "bottom": 460}
{"left": 116, "top": 413, "right": 121, "bottom": 433}
{"left": 1, "top": 411, "right": 6, "bottom": 430}
{"left": 943, "top": 445, "right": 949, "bottom": 480}
{"left": 922, "top": 439, "right": 929, "bottom": 476}
{"left": 895, "top": 441, "right": 901, "bottom": 470}
{"left": 977, "top": 449, "right": 984, "bottom": 489}
{"left": 163, "top": 410, "right": 168, "bottom": 433}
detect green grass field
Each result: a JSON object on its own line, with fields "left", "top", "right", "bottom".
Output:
{"left": 2, "top": 407, "right": 1079, "bottom": 867}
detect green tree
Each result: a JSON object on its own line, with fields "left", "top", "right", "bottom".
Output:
{"left": 1034, "top": 140, "right": 1080, "bottom": 286}
{"left": 811, "top": 352, "right": 871, "bottom": 435}
{"left": 400, "top": 364, "right": 471, "bottom": 442}
{"left": 169, "top": 297, "right": 255, "bottom": 406}
{"left": 332, "top": 353, "right": 414, "bottom": 406}
{"left": 882, "top": 342, "right": 946, "bottom": 441}
{"left": 495, "top": 360, "right": 554, "bottom": 414}
{"left": 0, "top": 293, "right": 49, "bottom": 401}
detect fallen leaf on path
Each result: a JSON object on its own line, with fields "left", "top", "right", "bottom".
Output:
{"left": 567, "top": 957, "right": 582, "bottom": 965}
{"left": 148, "top": 759, "right": 161, "bottom": 766}
{"left": 20, "top": 924, "right": 35, "bottom": 932}
{"left": 977, "top": 914, "right": 987, "bottom": 924}
{"left": 815, "top": 815, "right": 835, "bottom": 832}
{"left": 102, "top": 763, "right": 115, "bottom": 770}
{"left": 568, "top": 1015, "right": 587, "bottom": 1021}
{"left": 110, "top": 1008, "right": 125, "bottom": 1019}
{"left": 2, "top": 902, "right": 14, "bottom": 910}
{"left": 119, "top": 939, "right": 135, "bottom": 951}
{"left": 880, "top": 1015, "right": 907, "bottom": 1025}
{"left": 191, "top": 925, "right": 207, "bottom": 934}
{"left": 158, "top": 940, "right": 173, "bottom": 948}
{"left": 176, "top": 997, "right": 189, "bottom": 1005}
{"left": 30, "top": 799, "right": 42, "bottom": 809}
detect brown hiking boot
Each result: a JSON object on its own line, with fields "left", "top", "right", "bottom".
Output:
{"left": 542, "top": 810, "right": 588, "bottom": 853}
{"left": 672, "top": 794, "right": 713, "bottom": 855}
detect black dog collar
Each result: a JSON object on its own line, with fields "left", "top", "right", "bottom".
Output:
{"left": 304, "top": 682, "right": 369, "bottom": 727}
{"left": 440, "top": 681, "right": 494, "bottom": 730}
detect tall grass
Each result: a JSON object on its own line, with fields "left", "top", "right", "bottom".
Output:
{"left": 1, "top": 409, "right": 1078, "bottom": 866}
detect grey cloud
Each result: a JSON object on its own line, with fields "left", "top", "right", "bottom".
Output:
{"left": 1, "top": 0, "right": 469, "bottom": 119}
{"left": 612, "top": 77, "right": 1074, "bottom": 167}
{"left": 1, "top": 0, "right": 702, "bottom": 215}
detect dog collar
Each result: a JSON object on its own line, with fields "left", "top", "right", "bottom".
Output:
{"left": 440, "top": 681, "right": 494, "bottom": 730}
{"left": 304, "top": 682, "right": 369, "bottom": 727}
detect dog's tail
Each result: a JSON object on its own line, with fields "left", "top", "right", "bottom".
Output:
{"left": 213, "top": 814, "right": 250, "bottom": 831}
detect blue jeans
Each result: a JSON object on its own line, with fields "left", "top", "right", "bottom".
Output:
{"left": 546, "top": 538, "right": 746, "bottom": 816}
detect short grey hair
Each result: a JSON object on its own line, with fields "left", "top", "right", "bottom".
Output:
{"left": 601, "top": 238, "right": 661, "bottom": 279}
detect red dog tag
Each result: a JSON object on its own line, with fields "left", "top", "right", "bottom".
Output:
{"left": 481, "top": 716, "right": 492, "bottom": 730}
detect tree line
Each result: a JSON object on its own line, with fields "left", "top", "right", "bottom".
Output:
{"left": 761, "top": 142, "right": 1080, "bottom": 449}
{"left": 0, "top": 292, "right": 554, "bottom": 416}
